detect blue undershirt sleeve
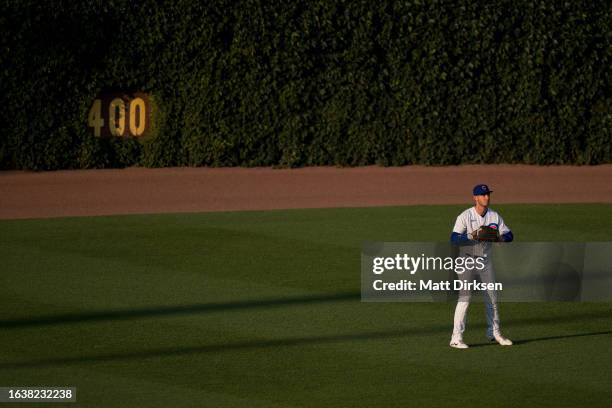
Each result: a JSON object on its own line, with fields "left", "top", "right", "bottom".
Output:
{"left": 450, "top": 232, "right": 471, "bottom": 244}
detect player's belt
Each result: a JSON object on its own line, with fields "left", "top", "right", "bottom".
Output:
{"left": 464, "top": 253, "right": 488, "bottom": 260}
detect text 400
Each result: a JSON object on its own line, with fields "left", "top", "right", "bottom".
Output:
{"left": 88, "top": 98, "right": 146, "bottom": 137}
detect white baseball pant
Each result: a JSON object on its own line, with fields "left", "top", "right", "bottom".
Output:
{"left": 451, "top": 259, "right": 501, "bottom": 340}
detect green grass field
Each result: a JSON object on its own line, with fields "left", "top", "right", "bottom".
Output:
{"left": 1, "top": 204, "right": 611, "bottom": 407}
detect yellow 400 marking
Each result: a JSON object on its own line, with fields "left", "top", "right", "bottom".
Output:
{"left": 88, "top": 97, "right": 147, "bottom": 137}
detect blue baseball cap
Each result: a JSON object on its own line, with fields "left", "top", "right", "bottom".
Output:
{"left": 473, "top": 184, "right": 493, "bottom": 195}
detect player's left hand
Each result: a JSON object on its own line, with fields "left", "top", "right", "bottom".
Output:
{"left": 474, "top": 226, "right": 500, "bottom": 242}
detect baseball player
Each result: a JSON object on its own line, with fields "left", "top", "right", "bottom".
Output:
{"left": 449, "top": 184, "right": 514, "bottom": 349}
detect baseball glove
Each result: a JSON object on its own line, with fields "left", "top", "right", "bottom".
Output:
{"left": 472, "top": 226, "right": 500, "bottom": 242}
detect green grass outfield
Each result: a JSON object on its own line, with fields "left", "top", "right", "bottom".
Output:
{"left": 1, "top": 204, "right": 611, "bottom": 407}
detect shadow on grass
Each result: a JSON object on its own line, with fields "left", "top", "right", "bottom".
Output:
{"left": 2, "top": 317, "right": 612, "bottom": 370}
{"left": 469, "top": 330, "right": 612, "bottom": 348}
{"left": 0, "top": 292, "right": 610, "bottom": 369}
{"left": 1, "top": 292, "right": 610, "bottom": 331}
{"left": 515, "top": 330, "right": 612, "bottom": 345}
{"left": 0, "top": 326, "right": 447, "bottom": 370}
{"left": 0, "top": 291, "right": 361, "bottom": 329}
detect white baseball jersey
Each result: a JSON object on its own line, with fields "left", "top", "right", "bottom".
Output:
{"left": 453, "top": 207, "right": 510, "bottom": 257}
{"left": 451, "top": 206, "right": 509, "bottom": 338}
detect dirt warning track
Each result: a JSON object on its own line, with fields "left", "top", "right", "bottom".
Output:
{"left": 1, "top": 165, "right": 611, "bottom": 219}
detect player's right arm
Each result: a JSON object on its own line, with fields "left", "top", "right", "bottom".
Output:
{"left": 450, "top": 211, "right": 472, "bottom": 244}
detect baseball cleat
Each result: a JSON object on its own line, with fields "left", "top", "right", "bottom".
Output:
{"left": 489, "top": 334, "right": 513, "bottom": 346}
{"left": 449, "top": 339, "right": 469, "bottom": 349}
